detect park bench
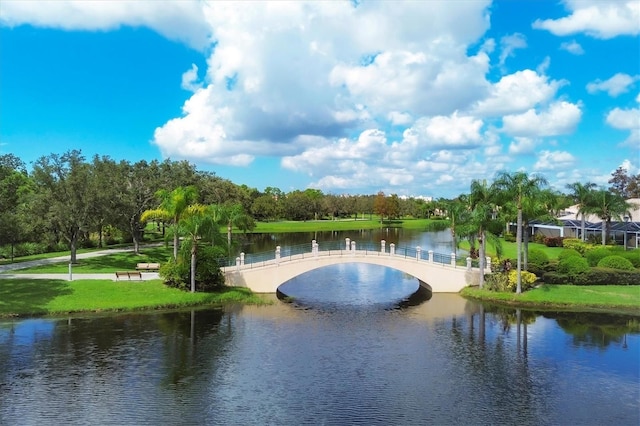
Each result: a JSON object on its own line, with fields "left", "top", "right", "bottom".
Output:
{"left": 135, "top": 263, "right": 161, "bottom": 271}
{"left": 115, "top": 271, "right": 143, "bottom": 281}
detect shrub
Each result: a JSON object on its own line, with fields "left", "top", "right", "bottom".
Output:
{"left": 562, "top": 238, "right": 591, "bottom": 255}
{"left": 543, "top": 236, "right": 564, "bottom": 247}
{"left": 533, "top": 233, "right": 546, "bottom": 244}
{"left": 542, "top": 271, "right": 571, "bottom": 284}
{"left": 485, "top": 272, "right": 510, "bottom": 292}
{"left": 527, "top": 248, "right": 549, "bottom": 266}
{"left": 506, "top": 270, "right": 537, "bottom": 292}
{"left": 557, "top": 248, "right": 583, "bottom": 262}
{"left": 160, "top": 245, "right": 226, "bottom": 292}
{"left": 526, "top": 262, "right": 545, "bottom": 278}
{"left": 573, "top": 268, "right": 640, "bottom": 286}
{"left": 585, "top": 247, "right": 615, "bottom": 267}
{"left": 621, "top": 251, "right": 640, "bottom": 268}
{"left": 504, "top": 233, "right": 516, "bottom": 242}
{"left": 597, "top": 255, "right": 635, "bottom": 271}
{"left": 557, "top": 255, "right": 590, "bottom": 276}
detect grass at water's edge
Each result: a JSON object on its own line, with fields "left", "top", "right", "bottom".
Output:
{"left": 0, "top": 279, "right": 269, "bottom": 318}
{"left": 461, "top": 284, "right": 640, "bottom": 314}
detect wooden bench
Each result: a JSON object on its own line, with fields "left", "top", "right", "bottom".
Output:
{"left": 135, "top": 263, "right": 161, "bottom": 271}
{"left": 115, "top": 271, "right": 143, "bottom": 281}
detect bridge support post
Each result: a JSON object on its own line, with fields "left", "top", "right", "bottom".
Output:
{"left": 345, "top": 238, "right": 351, "bottom": 251}
{"left": 428, "top": 250, "right": 434, "bottom": 263}
{"left": 450, "top": 253, "right": 456, "bottom": 267}
{"left": 390, "top": 243, "right": 395, "bottom": 255}
{"left": 466, "top": 257, "right": 472, "bottom": 269}
{"left": 416, "top": 246, "right": 421, "bottom": 261}
{"left": 486, "top": 257, "right": 492, "bottom": 273}
{"left": 275, "top": 246, "right": 281, "bottom": 265}
{"left": 235, "top": 256, "right": 241, "bottom": 271}
{"left": 240, "top": 252, "right": 245, "bottom": 265}
{"left": 351, "top": 241, "right": 356, "bottom": 253}
{"left": 312, "top": 240, "right": 319, "bottom": 257}
{"left": 381, "top": 240, "right": 386, "bottom": 254}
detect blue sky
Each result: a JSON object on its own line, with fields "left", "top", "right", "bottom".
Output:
{"left": 1, "top": 0, "right": 638, "bottom": 199}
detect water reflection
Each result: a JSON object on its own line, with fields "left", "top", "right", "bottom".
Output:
{"left": 1, "top": 265, "right": 638, "bottom": 424}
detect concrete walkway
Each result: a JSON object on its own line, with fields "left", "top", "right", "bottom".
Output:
{"left": 0, "top": 247, "right": 160, "bottom": 281}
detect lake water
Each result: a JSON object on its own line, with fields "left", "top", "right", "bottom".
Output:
{"left": 1, "top": 263, "right": 638, "bottom": 425}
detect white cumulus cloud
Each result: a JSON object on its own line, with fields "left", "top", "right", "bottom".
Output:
{"left": 559, "top": 40, "right": 584, "bottom": 55}
{"left": 606, "top": 106, "right": 640, "bottom": 148}
{"left": 502, "top": 101, "right": 582, "bottom": 137}
{"left": 587, "top": 73, "right": 639, "bottom": 97}
{"left": 532, "top": 0, "right": 640, "bottom": 39}
{"left": 534, "top": 150, "right": 576, "bottom": 171}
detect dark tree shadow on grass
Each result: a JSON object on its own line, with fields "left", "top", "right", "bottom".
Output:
{"left": 0, "top": 279, "right": 73, "bottom": 316}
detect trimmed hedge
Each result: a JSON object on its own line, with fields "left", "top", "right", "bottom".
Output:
{"left": 585, "top": 247, "right": 615, "bottom": 267}
{"left": 621, "top": 250, "right": 640, "bottom": 268}
{"left": 597, "top": 255, "right": 635, "bottom": 271}
{"left": 562, "top": 238, "right": 591, "bottom": 255}
{"left": 573, "top": 268, "right": 640, "bottom": 286}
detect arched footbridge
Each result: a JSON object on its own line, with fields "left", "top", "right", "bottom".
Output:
{"left": 223, "top": 239, "right": 491, "bottom": 293}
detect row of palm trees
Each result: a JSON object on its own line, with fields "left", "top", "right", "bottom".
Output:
{"left": 141, "top": 186, "right": 254, "bottom": 292}
{"left": 446, "top": 172, "right": 634, "bottom": 293}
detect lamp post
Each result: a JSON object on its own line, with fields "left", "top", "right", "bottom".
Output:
{"left": 623, "top": 215, "right": 630, "bottom": 250}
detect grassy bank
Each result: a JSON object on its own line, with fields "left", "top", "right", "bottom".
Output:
{"left": 461, "top": 285, "right": 640, "bottom": 313}
{"left": 0, "top": 278, "right": 268, "bottom": 318}
{"left": 251, "top": 217, "right": 444, "bottom": 233}
{"left": 458, "top": 239, "right": 563, "bottom": 260}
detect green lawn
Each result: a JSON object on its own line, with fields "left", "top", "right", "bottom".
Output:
{"left": 11, "top": 246, "right": 174, "bottom": 274}
{"left": 458, "top": 239, "right": 564, "bottom": 260}
{"left": 0, "top": 278, "right": 268, "bottom": 317}
{"left": 462, "top": 285, "right": 640, "bottom": 312}
{"left": 251, "top": 217, "right": 444, "bottom": 233}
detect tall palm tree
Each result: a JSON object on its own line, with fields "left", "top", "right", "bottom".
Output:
{"left": 141, "top": 186, "right": 198, "bottom": 260}
{"left": 566, "top": 182, "right": 597, "bottom": 242}
{"left": 468, "top": 179, "right": 500, "bottom": 289}
{"left": 521, "top": 188, "right": 559, "bottom": 270}
{"left": 444, "top": 195, "right": 470, "bottom": 256}
{"left": 177, "top": 204, "right": 221, "bottom": 293}
{"left": 214, "top": 203, "right": 255, "bottom": 254}
{"left": 583, "top": 189, "right": 632, "bottom": 245}
{"left": 492, "top": 171, "right": 548, "bottom": 294}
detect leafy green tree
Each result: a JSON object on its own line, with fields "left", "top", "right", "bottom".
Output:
{"left": 373, "top": 191, "right": 387, "bottom": 223}
{"left": 521, "top": 188, "right": 559, "bottom": 269}
{"left": 566, "top": 181, "right": 598, "bottom": 242}
{"left": 282, "top": 190, "right": 314, "bottom": 221}
{"left": 443, "top": 195, "right": 470, "bottom": 256}
{"left": 251, "top": 194, "right": 281, "bottom": 221}
{"left": 31, "top": 150, "right": 93, "bottom": 263}
{"left": 142, "top": 186, "right": 199, "bottom": 259}
{"left": 0, "top": 154, "right": 33, "bottom": 260}
{"left": 608, "top": 166, "right": 631, "bottom": 198}
{"left": 492, "top": 171, "right": 547, "bottom": 293}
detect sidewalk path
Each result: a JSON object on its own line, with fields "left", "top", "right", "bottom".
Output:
{"left": 0, "top": 246, "right": 161, "bottom": 281}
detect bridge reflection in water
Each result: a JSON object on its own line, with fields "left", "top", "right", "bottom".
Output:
{"left": 223, "top": 239, "right": 490, "bottom": 293}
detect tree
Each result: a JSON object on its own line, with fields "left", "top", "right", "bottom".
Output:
{"left": 31, "top": 150, "right": 93, "bottom": 263}
{"left": 251, "top": 195, "right": 281, "bottom": 221}
{"left": 520, "top": 188, "right": 559, "bottom": 269}
{"left": 216, "top": 203, "right": 255, "bottom": 253}
{"left": 142, "top": 186, "right": 199, "bottom": 260}
{"left": 608, "top": 166, "right": 630, "bottom": 198}
{"left": 443, "top": 195, "right": 470, "bottom": 256}
{"left": 566, "top": 181, "right": 597, "bottom": 242}
{"left": 468, "top": 180, "right": 500, "bottom": 289}
{"left": 373, "top": 191, "right": 387, "bottom": 223}
{"left": 493, "top": 171, "right": 548, "bottom": 294}
{"left": 176, "top": 204, "right": 222, "bottom": 293}
{"left": 0, "top": 155, "right": 32, "bottom": 260}
{"left": 583, "top": 189, "right": 632, "bottom": 245}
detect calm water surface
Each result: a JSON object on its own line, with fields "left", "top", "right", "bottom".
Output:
{"left": 1, "top": 263, "right": 638, "bottom": 425}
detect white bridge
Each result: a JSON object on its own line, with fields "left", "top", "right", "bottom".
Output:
{"left": 223, "top": 239, "right": 490, "bottom": 293}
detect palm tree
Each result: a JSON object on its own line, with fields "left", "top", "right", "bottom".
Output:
{"left": 583, "top": 189, "right": 632, "bottom": 245}
{"left": 520, "top": 188, "right": 559, "bottom": 270}
{"left": 444, "top": 195, "right": 470, "bottom": 256}
{"left": 177, "top": 204, "right": 221, "bottom": 293}
{"left": 492, "top": 171, "right": 548, "bottom": 294}
{"left": 215, "top": 203, "right": 255, "bottom": 254}
{"left": 468, "top": 179, "right": 501, "bottom": 289}
{"left": 566, "top": 182, "right": 597, "bottom": 242}
{"left": 141, "top": 186, "right": 198, "bottom": 260}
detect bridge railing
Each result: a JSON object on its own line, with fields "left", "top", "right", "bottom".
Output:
{"left": 223, "top": 240, "right": 470, "bottom": 270}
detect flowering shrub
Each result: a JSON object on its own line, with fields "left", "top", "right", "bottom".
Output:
{"left": 543, "top": 236, "right": 564, "bottom": 247}
{"left": 506, "top": 270, "right": 537, "bottom": 292}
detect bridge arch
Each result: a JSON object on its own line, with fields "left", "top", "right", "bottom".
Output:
{"left": 223, "top": 245, "right": 488, "bottom": 293}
